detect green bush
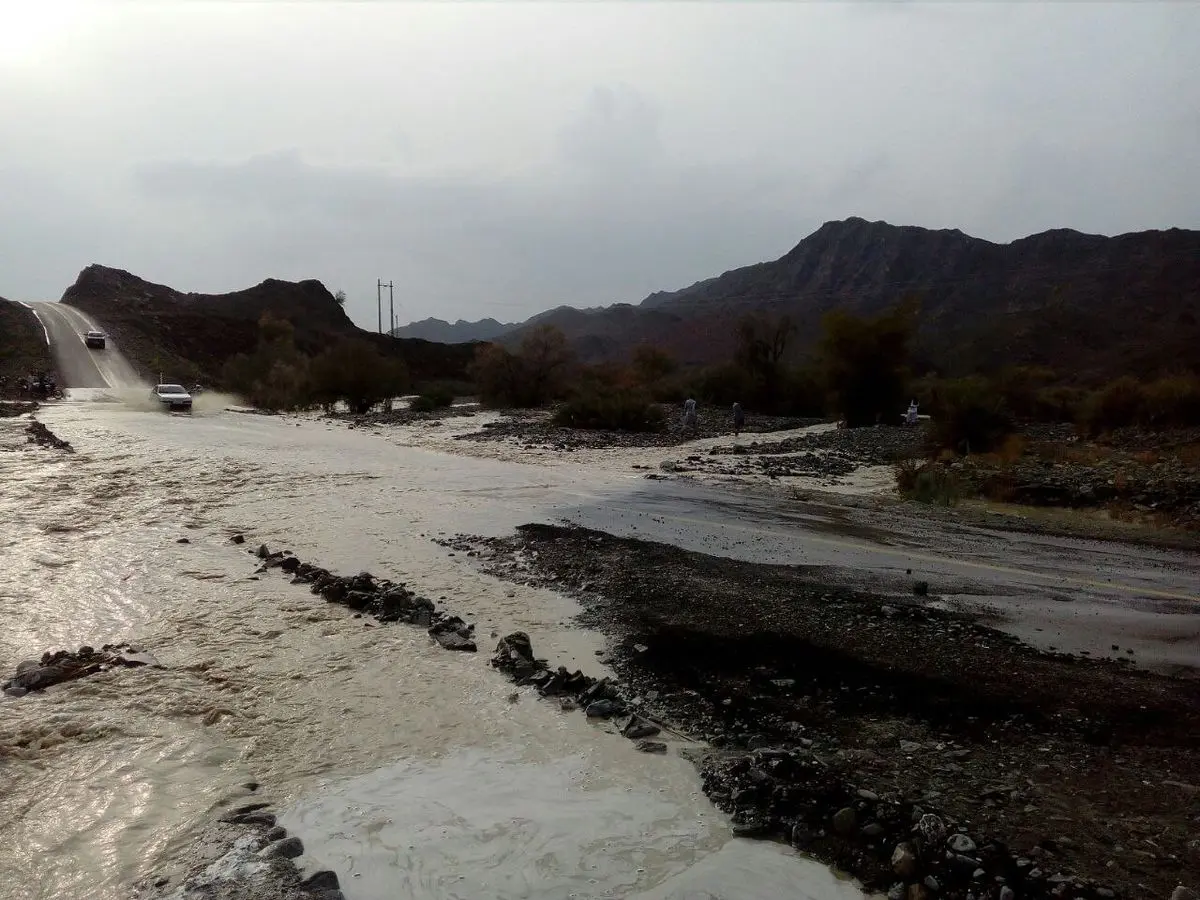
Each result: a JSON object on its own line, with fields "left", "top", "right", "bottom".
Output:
{"left": 1141, "top": 376, "right": 1200, "bottom": 429}
{"left": 1031, "top": 385, "right": 1087, "bottom": 423}
{"left": 470, "top": 325, "right": 574, "bottom": 408}
{"left": 896, "top": 460, "right": 960, "bottom": 506}
{"left": 926, "top": 377, "right": 1015, "bottom": 455}
{"left": 410, "top": 386, "right": 455, "bottom": 413}
{"left": 1079, "top": 375, "right": 1200, "bottom": 435}
{"left": 309, "top": 339, "right": 410, "bottom": 414}
{"left": 554, "top": 387, "right": 665, "bottom": 431}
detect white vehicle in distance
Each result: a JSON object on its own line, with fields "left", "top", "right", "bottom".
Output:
{"left": 152, "top": 383, "right": 193, "bottom": 412}
{"left": 84, "top": 330, "right": 106, "bottom": 349}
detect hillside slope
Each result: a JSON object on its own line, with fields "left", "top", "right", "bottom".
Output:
{"left": 0, "top": 298, "right": 56, "bottom": 396}
{"left": 506, "top": 218, "right": 1200, "bottom": 380}
{"left": 61, "top": 266, "right": 477, "bottom": 386}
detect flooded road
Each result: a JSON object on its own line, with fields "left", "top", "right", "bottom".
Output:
{"left": 0, "top": 400, "right": 866, "bottom": 900}
{"left": 1, "top": 393, "right": 1196, "bottom": 899}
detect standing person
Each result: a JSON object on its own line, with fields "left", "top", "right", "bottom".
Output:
{"left": 905, "top": 399, "right": 919, "bottom": 426}
{"left": 683, "top": 397, "right": 698, "bottom": 433}
{"left": 732, "top": 401, "right": 745, "bottom": 437}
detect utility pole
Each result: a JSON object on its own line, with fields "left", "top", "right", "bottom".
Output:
{"left": 376, "top": 279, "right": 383, "bottom": 334}
{"left": 388, "top": 281, "right": 395, "bottom": 336}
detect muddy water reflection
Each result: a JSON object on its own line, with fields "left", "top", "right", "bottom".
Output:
{"left": 0, "top": 405, "right": 861, "bottom": 900}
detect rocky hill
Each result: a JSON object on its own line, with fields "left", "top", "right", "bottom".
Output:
{"left": 390, "top": 316, "right": 515, "bottom": 344}
{"left": 61, "top": 266, "right": 478, "bottom": 386}
{"left": 0, "top": 299, "right": 55, "bottom": 396}
{"left": 502, "top": 218, "right": 1200, "bottom": 381}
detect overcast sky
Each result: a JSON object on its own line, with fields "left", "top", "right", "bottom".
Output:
{"left": 2, "top": 1, "right": 1197, "bottom": 329}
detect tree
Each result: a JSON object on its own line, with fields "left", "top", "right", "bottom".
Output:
{"left": 731, "top": 313, "right": 796, "bottom": 411}
{"left": 309, "top": 339, "right": 409, "bottom": 414}
{"left": 469, "top": 343, "right": 526, "bottom": 408}
{"left": 468, "top": 326, "right": 575, "bottom": 408}
{"left": 334, "top": 290, "right": 347, "bottom": 306}
{"left": 222, "top": 313, "right": 312, "bottom": 411}
{"left": 631, "top": 345, "right": 677, "bottom": 387}
{"left": 518, "top": 325, "right": 574, "bottom": 405}
{"left": 819, "top": 300, "right": 917, "bottom": 427}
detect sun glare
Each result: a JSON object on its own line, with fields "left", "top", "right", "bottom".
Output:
{"left": 0, "top": 0, "right": 83, "bottom": 64}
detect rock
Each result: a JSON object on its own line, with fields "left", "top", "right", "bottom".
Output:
{"left": 1171, "top": 889, "right": 1198, "bottom": 900}
{"left": 731, "top": 820, "right": 770, "bottom": 838}
{"left": 231, "top": 534, "right": 246, "bottom": 544}
{"left": 265, "top": 826, "right": 287, "bottom": 841}
{"left": 900, "top": 740, "right": 924, "bottom": 753}
{"left": 257, "top": 543, "right": 270, "bottom": 559}
{"left": 913, "top": 581, "right": 929, "bottom": 596}
{"left": 892, "top": 842, "right": 919, "bottom": 879}
{"left": 301, "top": 871, "right": 341, "bottom": 891}
{"left": 790, "top": 822, "right": 814, "bottom": 848}
{"left": 861, "top": 823, "right": 886, "bottom": 838}
{"left": 923, "top": 876, "right": 939, "bottom": 893}
{"left": 947, "top": 833, "right": 977, "bottom": 854}
{"left": 492, "top": 632, "right": 538, "bottom": 675}
{"left": 260, "top": 836, "right": 304, "bottom": 859}
{"left": 279, "top": 556, "right": 300, "bottom": 573}
{"left": 622, "top": 717, "right": 662, "bottom": 740}
{"left": 887, "top": 885, "right": 905, "bottom": 900}
{"left": 906, "top": 886, "right": 929, "bottom": 900}
{"left": 832, "top": 807, "right": 857, "bottom": 836}
{"left": 585, "top": 699, "right": 624, "bottom": 718}
{"left": 916, "top": 813, "right": 947, "bottom": 845}
{"left": 635, "top": 740, "right": 667, "bottom": 753}
{"left": 433, "top": 631, "right": 477, "bottom": 652}
{"left": 176, "top": 538, "right": 190, "bottom": 544}
{"left": 999, "top": 888, "right": 1015, "bottom": 900}
{"left": 857, "top": 788, "right": 880, "bottom": 802}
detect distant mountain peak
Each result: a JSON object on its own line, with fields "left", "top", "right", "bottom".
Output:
{"left": 390, "top": 316, "right": 515, "bottom": 344}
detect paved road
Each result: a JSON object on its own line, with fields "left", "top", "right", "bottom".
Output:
{"left": 24, "top": 301, "right": 141, "bottom": 389}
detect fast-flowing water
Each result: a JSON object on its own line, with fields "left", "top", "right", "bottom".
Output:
{"left": 0, "top": 398, "right": 865, "bottom": 900}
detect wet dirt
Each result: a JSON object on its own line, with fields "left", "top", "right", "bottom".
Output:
{"left": 456, "top": 523, "right": 1200, "bottom": 899}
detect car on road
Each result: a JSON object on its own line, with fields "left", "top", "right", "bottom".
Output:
{"left": 84, "top": 330, "right": 106, "bottom": 349}
{"left": 152, "top": 383, "right": 193, "bottom": 412}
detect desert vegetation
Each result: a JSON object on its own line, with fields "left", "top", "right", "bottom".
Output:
{"left": 223, "top": 314, "right": 409, "bottom": 412}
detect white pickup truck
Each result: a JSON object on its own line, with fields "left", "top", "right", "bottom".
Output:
{"left": 151, "top": 384, "right": 193, "bottom": 412}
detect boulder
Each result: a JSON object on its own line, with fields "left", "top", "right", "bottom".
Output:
{"left": 433, "top": 631, "right": 477, "bottom": 652}
{"left": 832, "top": 807, "right": 857, "bottom": 837}
{"left": 622, "top": 717, "right": 662, "bottom": 740}
{"left": 585, "top": 699, "right": 625, "bottom": 719}
{"left": 260, "top": 836, "right": 304, "bottom": 859}
{"left": 892, "top": 842, "right": 919, "bottom": 878}
{"left": 947, "top": 833, "right": 977, "bottom": 854}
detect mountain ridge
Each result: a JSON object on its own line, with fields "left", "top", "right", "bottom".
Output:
{"left": 475, "top": 217, "right": 1200, "bottom": 380}
{"left": 61, "top": 265, "right": 478, "bottom": 386}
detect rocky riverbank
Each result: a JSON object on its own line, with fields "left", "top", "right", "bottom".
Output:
{"left": 2, "top": 644, "right": 160, "bottom": 697}
{"left": 654, "top": 423, "right": 924, "bottom": 481}
{"left": 25, "top": 418, "right": 74, "bottom": 451}
{"left": 135, "top": 798, "right": 345, "bottom": 900}
{"left": 906, "top": 426, "right": 1200, "bottom": 531}
{"left": 455, "top": 405, "right": 826, "bottom": 451}
{"left": 445, "top": 524, "right": 1200, "bottom": 900}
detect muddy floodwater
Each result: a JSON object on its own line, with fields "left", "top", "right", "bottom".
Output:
{"left": 0, "top": 399, "right": 868, "bottom": 900}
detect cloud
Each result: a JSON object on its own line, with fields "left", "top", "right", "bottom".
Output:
{"left": 0, "top": 2, "right": 1196, "bottom": 327}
